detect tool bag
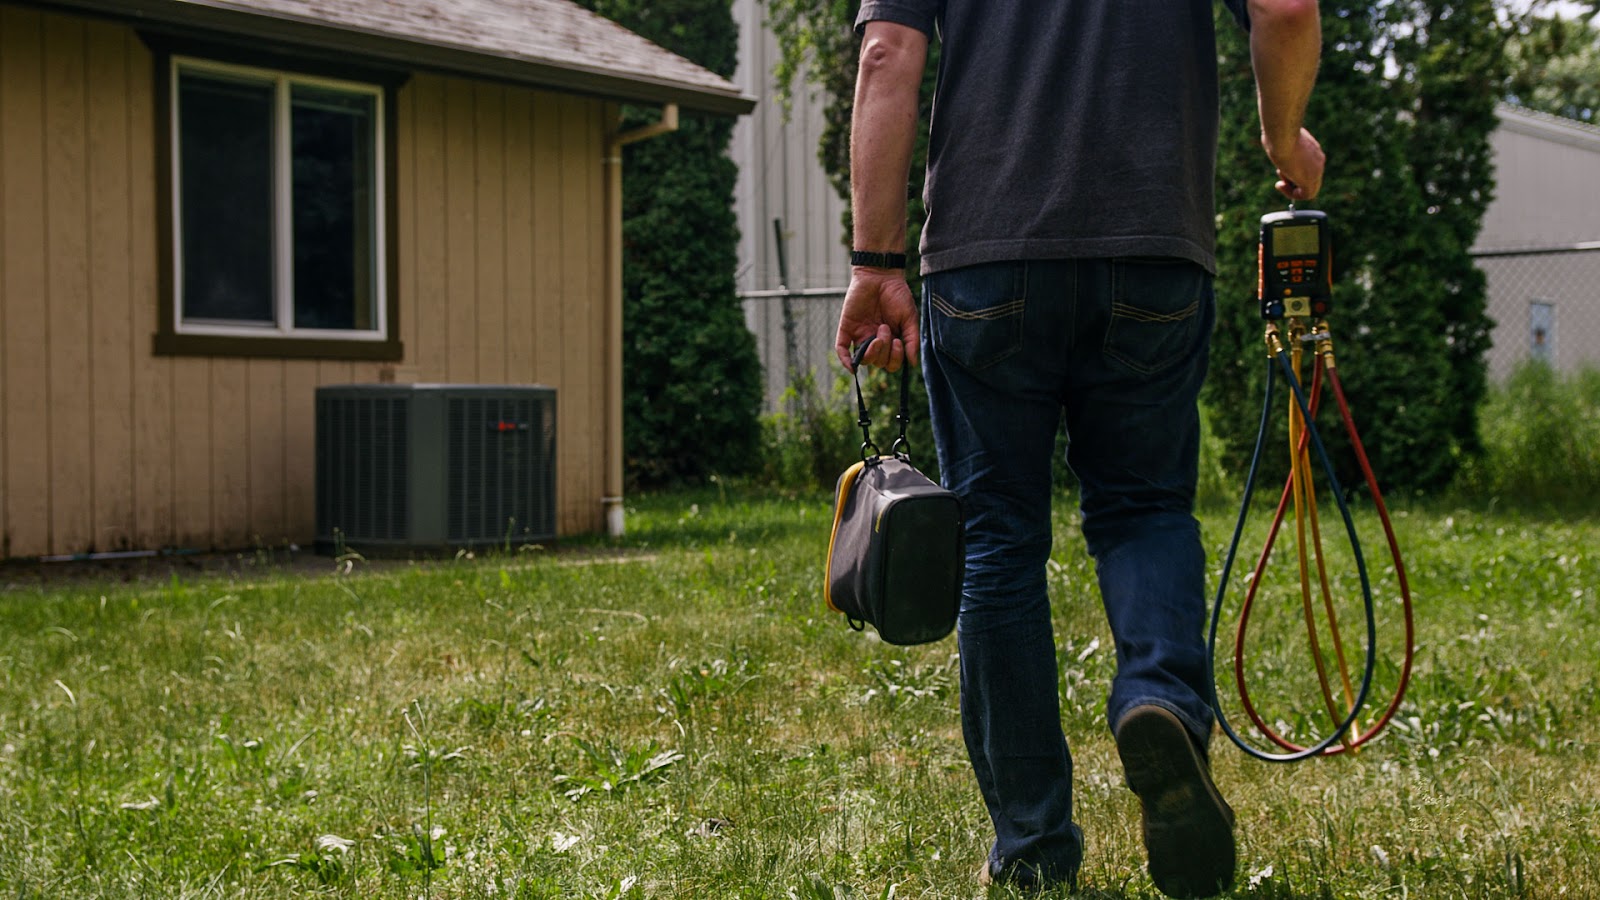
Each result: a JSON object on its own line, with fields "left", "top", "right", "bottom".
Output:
{"left": 824, "top": 341, "right": 964, "bottom": 645}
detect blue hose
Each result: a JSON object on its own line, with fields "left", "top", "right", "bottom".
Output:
{"left": 1207, "top": 351, "right": 1380, "bottom": 762}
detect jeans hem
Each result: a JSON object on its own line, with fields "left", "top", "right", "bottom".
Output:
{"left": 1111, "top": 696, "right": 1212, "bottom": 748}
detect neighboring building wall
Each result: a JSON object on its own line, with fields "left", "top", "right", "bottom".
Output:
{"left": 730, "top": 0, "right": 850, "bottom": 409}
{"left": 0, "top": 4, "right": 609, "bottom": 559}
{"left": 1475, "top": 106, "right": 1600, "bottom": 380}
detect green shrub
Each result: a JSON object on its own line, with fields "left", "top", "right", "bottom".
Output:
{"left": 759, "top": 367, "right": 936, "bottom": 491}
{"left": 758, "top": 372, "right": 1241, "bottom": 514}
{"left": 1455, "top": 361, "right": 1600, "bottom": 508}
{"left": 576, "top": 0, "right": 764, "bottom": 487}
{"left": 758, "top": 375, "right": 858, "bottom": 492}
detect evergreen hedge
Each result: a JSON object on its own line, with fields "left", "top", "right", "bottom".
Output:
{"left": 577, "top": 0, "right": 764, "bottom": 487}
{"left": 1208, "top": 0, "right": 1502, "bottom": 495}
{"left": 772, "top": 0, "right": 1507, "bottom": 496}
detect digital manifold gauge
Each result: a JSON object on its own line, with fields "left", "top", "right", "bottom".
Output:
{"left": 1257, "top": 209, "right": 1332, "bottom": 321}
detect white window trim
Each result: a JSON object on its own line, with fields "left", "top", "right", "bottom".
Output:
{"left": 170, "top": 55, "right": 388, "bottom": 341}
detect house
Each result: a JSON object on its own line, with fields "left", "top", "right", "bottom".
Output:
{"left": 1473, "top": 103, "right": 1600, "bottom": 380}
{"left": 0, "top": 0, "right": 753, "bottom": 560}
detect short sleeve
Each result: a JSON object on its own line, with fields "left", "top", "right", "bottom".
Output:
{"left": 1220, "top": 0, "right": 1250, "bottom": 30}
{"left": 855, "top": 1, "right": 940, "bottom": 39}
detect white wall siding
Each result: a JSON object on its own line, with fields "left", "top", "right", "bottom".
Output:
{"left": 731, "top": 0, "right": 850, "bottom": 409}
{"left": 1475, "top": 106, "right": 1600, "bottom": 380}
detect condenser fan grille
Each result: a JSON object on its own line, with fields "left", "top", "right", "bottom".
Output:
{"left": 447, "top": 396, "right": 555, "bottom": 543}
{"left": 315, "top": 385, "right": 556, "bottom": 551}
{"left": 317, "top": 395, "right": 409, "bottom": 543}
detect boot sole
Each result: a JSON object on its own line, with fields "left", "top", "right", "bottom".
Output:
{"left": 1116, "top": 706, "right": 1236, "bottom": 899}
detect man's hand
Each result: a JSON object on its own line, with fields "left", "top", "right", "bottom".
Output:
{"left": 1263, "top": 126, "right": 1325, "bottom": 201}
{"left": 835, "top": 267, "right": 920, "bottom": 372}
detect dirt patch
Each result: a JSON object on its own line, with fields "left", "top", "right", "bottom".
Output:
{"left": 0, "top": 541, "right": 649, "bottom": 592}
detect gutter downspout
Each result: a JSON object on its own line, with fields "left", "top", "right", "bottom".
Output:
{"left": 603, "top": 103, "right": 679, "bottom": 538}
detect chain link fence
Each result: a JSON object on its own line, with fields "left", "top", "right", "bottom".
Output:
{"left": 740, "top": 244, "right": 1600, "bottom": 410}
{"left": 741, "top": 288, "right": 849, "bottom": 413}
{"left": 1473, "top": 242, "right": 1600, "bottom": 381}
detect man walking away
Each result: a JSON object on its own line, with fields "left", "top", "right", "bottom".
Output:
{"left": 835, "top": 1, "right": 1325, "bottom": 896}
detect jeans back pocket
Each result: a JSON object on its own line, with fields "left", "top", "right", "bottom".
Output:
{"left": 925, "top": 262, "right": 1028, "bottom": 371}
{"left": 1103, "top": 259, "right": 1212, "bottom": 376}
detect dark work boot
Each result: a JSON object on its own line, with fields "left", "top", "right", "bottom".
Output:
{"left": 1115, "top": 705, "right": 1236, "bottom": 899}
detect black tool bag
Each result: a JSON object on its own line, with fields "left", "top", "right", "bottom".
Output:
{"left": 824, "top": 342, "right": 964, "bottom": 645}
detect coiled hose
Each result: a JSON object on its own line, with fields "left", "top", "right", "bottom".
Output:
{"left": 1207, "top": 323, "right": 1415, "bottom": 762}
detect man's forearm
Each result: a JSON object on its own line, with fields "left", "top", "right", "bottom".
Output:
{"left": 850, "top": 22, "right": 927, "bottom": 255}
{"left": 1248, "top": 0, "right": 1321, "bottom": 153}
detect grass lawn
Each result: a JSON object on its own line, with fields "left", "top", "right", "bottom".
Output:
{"left": 1, "top": 486, "right": 1598, "bottom": 898}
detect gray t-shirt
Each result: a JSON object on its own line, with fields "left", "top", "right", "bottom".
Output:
{"left": 856, "top": 1, "right": 1250, "bottom": 275}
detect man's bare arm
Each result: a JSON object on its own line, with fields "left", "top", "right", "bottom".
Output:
{"left": 1248, "top": 0, "right": 1326, "bottom": 200}
{"left": 835, "top": 20, "right": 927, "bottom": 372}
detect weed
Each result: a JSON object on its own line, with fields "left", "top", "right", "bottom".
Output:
{"left": 554, "top": 737, "right": 684, "bottom": 802}
{"left": 54, "top": 680, "right": 96, "bottom": 868}
{"left": 661, "top": 657, "right": 754, "bottom": 717}
{"left": 860, "top": 655, "right": 956, "bottom": 709}
{"left": 402, "top": 701, "right": 449, "bottom": 890}
{"left": 386, "top": 824, "right": 448, "bottom": 877}
{"left": 263, "top": 833, "right": 358, "bottom": 886}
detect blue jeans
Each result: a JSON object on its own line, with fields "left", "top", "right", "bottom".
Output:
{"left": 921, "top": 258, "right": 1217, "bottom": 884}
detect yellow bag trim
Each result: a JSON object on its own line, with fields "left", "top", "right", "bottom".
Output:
{"left": 824, "top": 459, "right": 868, "bottom": 614}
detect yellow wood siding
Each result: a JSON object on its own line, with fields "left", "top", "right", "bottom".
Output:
{"left": 0, "top": 5, "right": 612, "bottom": 558}
{"left": 1, "top": 6, "right": 49, "bottom": 560}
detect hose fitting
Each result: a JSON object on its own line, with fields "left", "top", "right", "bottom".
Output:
{"left": 1313, "top": 320, "right": 1336, "bottom": 368}
{"left": 1264, "top": 324, "right": 1286, "bottom": 358}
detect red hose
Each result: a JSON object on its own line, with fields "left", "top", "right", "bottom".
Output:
{"left": 1230, "top": 349, "right": 1416, "bottom": 755}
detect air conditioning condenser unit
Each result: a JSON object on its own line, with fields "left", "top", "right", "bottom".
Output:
{"left": 315, "top": 384, "right": 556, "bottom": 553}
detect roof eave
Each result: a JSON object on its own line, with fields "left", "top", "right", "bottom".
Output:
{"left": 26, "top": 0, "right": 756, "bottom": 116}
{"left": 1496, "top": 102, "right": 1600, "bottom": 152}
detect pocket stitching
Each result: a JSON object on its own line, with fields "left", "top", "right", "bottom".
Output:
{"left": 930, "top": 293, "right": 1026, "bottom": 322}
{"left": 1109, "top": 299, "right": 1200, "bottom": 325}
{"left": 927, "top": 273, "right": 1027, "bottom": 371}
{"left": 1103, "top": 263, "right": 1205, "bottom": 376}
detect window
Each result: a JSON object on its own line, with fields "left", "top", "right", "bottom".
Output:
{"left": 1529, "top": 300, "right": 1555, "bottom": 366}
{"left": 161, "top": 56, "right": 396, "bottom": 356}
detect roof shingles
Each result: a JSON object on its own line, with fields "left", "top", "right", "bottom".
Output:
{"left": 206, "top": 0, "right": 734, "bottom": 92}
{"left": 47, "top": 0, "right": 753, "bottom": 112}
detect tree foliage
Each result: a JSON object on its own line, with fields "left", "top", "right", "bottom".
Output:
{"left": 770, "top": 0, "right": 1505, "bottom": 494}
{"left": 1210, "top": 0, "right": 1504, "bottom": 493}
{"left": 1505, "top": 11, "right": 1600, "bottom": 122}
{"left": 575, "top": 0, "right": 764, "bottom": 486}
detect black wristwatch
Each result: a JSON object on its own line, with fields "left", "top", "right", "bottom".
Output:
{"left": 850, "top": 250, "right": 908, "bottom": 270}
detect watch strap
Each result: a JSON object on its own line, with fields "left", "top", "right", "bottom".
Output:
{"left": 850, "top": 250, "right": 908, "bottom": 269}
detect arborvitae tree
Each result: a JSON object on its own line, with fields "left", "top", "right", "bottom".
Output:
{"left": 772, "top": 0, "right": 1503, "bottom": 494}
{"left": 577, "top": 0, "right": 763, "bottom": 486}
{"left": 1209, "top": 0, "right": 1502, "bottom": 493}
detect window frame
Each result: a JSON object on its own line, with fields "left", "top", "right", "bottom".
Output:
{"left": 1528, "top": 298, "right": 1556, "bottom": 366}
{"left": 152, "top": 43, "right": 404, "bottom": 360}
